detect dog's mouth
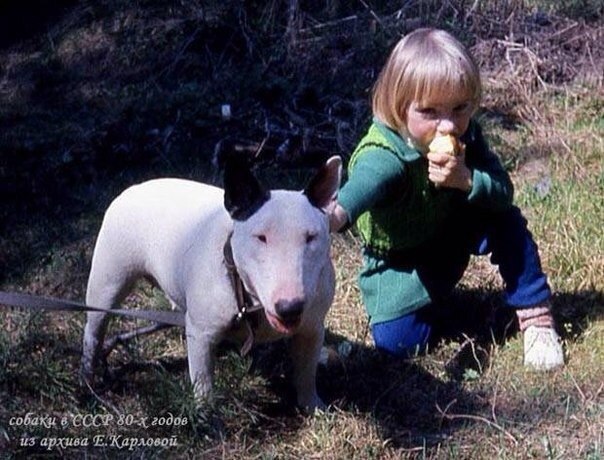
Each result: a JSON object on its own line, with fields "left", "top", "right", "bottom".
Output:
{"left": 265, "top": 311, "right": 301, "bottom": 335}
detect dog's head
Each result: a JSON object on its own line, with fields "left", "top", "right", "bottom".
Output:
{"left": 223, "top": 155, "right": 342, "bottom": 335}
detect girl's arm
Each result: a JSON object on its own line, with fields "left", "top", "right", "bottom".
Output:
{"left": 329, "top": 148, "right": 405, "bottom": 232}
{"left": 463, "top": 120, "right": 514, "bottom": 210}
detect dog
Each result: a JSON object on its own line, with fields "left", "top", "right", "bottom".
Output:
{"left": 81, "top": 155, "right": 342, "bottom": 410}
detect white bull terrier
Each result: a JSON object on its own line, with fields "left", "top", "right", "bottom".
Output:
{"left": 81, "top": 155, "right": 342, "bottom": 410}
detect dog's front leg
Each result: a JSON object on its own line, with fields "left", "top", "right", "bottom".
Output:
{"left": 185, "top": 322, "right": 218, "bottom": 403}
{"left": 290, "top": 324, "right": 326, "bottom": 411}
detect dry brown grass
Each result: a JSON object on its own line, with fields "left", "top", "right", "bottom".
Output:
{"left": 0, "top": 0, "right": 602, "bottom": 458}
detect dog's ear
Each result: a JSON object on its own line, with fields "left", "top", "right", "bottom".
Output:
{"left": 304, "top": 156, "right": 342, "bottom": 210}
{"left": 223, "top": 154, "right": 270, "bottom": 221}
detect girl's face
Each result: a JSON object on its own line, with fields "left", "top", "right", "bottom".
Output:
{"left": 405, "top": 94, "right": 475, "bottom": 152}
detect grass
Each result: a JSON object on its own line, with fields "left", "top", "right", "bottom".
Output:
{"left": 0, "top": 1, "right": 603, "bottom": 458}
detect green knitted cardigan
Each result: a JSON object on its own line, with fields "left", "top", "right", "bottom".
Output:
{"left": 344, "top": 121, "right": 460, "bottom": 255}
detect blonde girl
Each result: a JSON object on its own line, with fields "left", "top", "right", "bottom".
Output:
{"left": 329, "top": 28, "right": 563, "bottom": 370}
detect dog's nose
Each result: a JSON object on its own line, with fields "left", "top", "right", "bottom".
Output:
{"left": 275, "top": 298, "right": 305, "bottom": 322}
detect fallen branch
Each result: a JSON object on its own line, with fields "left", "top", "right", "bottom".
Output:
{"left": 436, "top": 399, "right": 519, "bottom": 445}
{"left": 102, "top": 323, "right": 173, "bottom": 358}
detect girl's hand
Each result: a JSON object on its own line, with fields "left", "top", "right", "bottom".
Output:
{"left": 427, "top": 149, "right": 472, "bottom": 192}
{"left": 327, "top": 202, "right": 349, "bottom": 233}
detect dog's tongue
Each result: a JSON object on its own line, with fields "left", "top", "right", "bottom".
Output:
{"left": 266, "top": 311, "right": 298, "bottom": 335}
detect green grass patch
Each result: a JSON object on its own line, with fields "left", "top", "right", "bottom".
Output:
{"left": 0, "top": 0, "right": 602, "bottom": 458}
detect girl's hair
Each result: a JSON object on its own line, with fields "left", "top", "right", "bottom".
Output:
{"left": 372, "top": 28, "right": 481, "bottom": 132}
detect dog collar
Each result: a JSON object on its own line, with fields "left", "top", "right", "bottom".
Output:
{"left": 223, "top": 233, "right": 263, "bottom": 355}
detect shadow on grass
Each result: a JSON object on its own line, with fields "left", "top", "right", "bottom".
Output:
{"left": 0, "top": 283, "right": 601, "bottom": 455}
{"left": 552, "top": 290, "right": 604, "bottom": 340}
{"left": 1, "top": 174, "right": 601, "bottom": 452}
{"left": 249, "top": 286, "right": 603, "bottom": 449}
{"left": 0, "top": 159, "right": 601, "bottom": 451}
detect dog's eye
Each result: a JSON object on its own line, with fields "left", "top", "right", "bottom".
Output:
{"left": 305, "top": 232, "right": 317, "bottom": 244}
{"left": 256, "top": 234, "right": 267, "bottom": 244}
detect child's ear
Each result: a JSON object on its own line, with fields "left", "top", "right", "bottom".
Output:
{"left": 303, "top": 156, "right": 342, "bottom": 211}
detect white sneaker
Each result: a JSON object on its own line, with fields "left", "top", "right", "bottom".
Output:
{"left": 523, "top": 326, "right": 564, "bottom": 370}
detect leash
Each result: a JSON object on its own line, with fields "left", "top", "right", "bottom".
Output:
{"left": 0, "top": 237, "right": 262, "bottom": 355}
{"left": 0, "top": 291, "right": 185, "bottom": 327}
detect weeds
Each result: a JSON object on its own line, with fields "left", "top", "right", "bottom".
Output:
{"left": 0, "top": 0, "right": 602, "bottom": 458}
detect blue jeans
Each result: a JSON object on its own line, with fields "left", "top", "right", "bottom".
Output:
{"left": 371, "top": 205, "right": 551, "bottom": 357}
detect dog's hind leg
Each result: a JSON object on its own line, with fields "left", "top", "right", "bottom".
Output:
{"left": 81, "top": 248, "right": 139, "bottom": 384}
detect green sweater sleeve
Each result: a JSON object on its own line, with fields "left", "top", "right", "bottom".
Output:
{"left": 338, "top": 148, "right": 405, "bottom": 225}
{"left": 465, "top": 121, "right": 514, "bottom": 210}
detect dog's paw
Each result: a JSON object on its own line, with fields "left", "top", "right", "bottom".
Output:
{"left": 297, "top": 394, "right": 327, "bottom": 413}
{"left": 193, "top": 405, "right": 226, "bottom": 439}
